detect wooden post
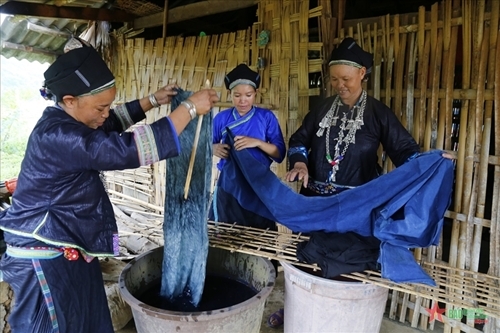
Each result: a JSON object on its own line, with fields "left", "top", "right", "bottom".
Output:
{"left": 162, "top": 0, "right": 169, "bottom": 38}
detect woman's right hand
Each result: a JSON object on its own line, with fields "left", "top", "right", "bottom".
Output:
{"left": 189, "top": 89, "right": 219, "bottom": 115}
{"left": 213, "top": 143, "right": 230, "bottom": 159}
{"left": 285, "top": 162, "right": 309, "bottom": 188}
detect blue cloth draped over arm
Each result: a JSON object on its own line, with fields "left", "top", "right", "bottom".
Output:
{"left": 219, "top": 128, "right": 454, "bottom": 285}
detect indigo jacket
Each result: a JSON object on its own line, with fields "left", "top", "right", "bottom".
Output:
{"left": 0, "top": 101, "right": 180, "bottom": 256}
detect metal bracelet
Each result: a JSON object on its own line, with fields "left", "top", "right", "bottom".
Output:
{"left": 181, "top": 100, "right": 197, "bottom": 120}
{"left": 148, "top": 93, "right": 160, "bottom": 108}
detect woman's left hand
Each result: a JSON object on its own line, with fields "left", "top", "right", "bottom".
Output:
{"left": 442, "top": 152, "right": 454, "bottom": 160}
{"left": 233, "top": 136, "right": 261, "bottom": 151}
{"left": 154, "top": 84, "right": 179, "bottom": 105}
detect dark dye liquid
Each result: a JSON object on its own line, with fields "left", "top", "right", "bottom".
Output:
{"left": 138, "top": 275, "right": 258, "bottom": 312}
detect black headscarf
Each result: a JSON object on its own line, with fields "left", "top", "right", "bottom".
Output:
{"left": 43, "top": 45, "right": 114, "bottom": 101}
{"left": 224, "top": 64, "right": 261, "bottom": 90}
{"left": 328, "top": 37, "right": 373, "bottom": 74}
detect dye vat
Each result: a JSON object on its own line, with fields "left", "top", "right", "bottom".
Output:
{"left": 119, "top": 247, "right": 275, "bottom": 333}
{"left": 281, "top": 261, "right": 389, "bottom": 333}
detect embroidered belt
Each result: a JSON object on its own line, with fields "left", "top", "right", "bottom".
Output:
{"left": 6, "top": 245, "right": 93, "bottom": 262}
{"left": 306, "top": 179, "right": 355, "bottom": 195}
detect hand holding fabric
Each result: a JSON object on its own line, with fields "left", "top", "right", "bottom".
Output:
{"left": 189, "top": 89, "right": 219, "bottom": 115}
{"left": 442, "top": 152, "right": 454, "bottom": 160}
{"left": 153, "top": 84, "right": 179, "bottom": 105}
{"left": 213, "top": 143, "right": 230, "bottom": 159}
{"left": 233, "top": 135, "right": 261, "bottom": 150}
{"left": 285, "top": 161, "right": 309, "bottom": 187}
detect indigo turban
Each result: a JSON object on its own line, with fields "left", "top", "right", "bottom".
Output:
{"left": 224, "top": 63, "right": 261, "bottom": 90}
{"left": 329, "top": 37, "right": 373, "bottom": 74}
{"left": 44, "top": 46, "right": 114, "bottom": 101}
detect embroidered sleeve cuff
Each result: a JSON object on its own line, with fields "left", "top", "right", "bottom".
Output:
{"left": 288, "top": 147, "right": 308, "bottom": 169}
{"left": 149, "top": 117, "right": 181, "bottom": 160}
{"left": 114, "top": 100, "right": 147, "bottom": 131}
{"left": 132, "top": 125, "right": 160, "bottom": 165}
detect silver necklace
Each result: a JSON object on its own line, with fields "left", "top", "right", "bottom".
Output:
{"left": 317, "top": 90, "right": 367, "bottom": 182}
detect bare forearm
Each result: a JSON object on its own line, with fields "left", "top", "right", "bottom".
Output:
{"left": 258, "top": 141, "right": 281, "bottom": 159}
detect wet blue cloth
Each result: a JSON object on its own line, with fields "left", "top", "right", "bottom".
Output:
{"left": 219, "top": 129, "right": 454, "bottom": 285}
{"left": 161, "top": 89, "right": 211, "bottom": 308}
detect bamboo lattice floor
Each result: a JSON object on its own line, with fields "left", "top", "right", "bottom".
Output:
{"left": 206, "top": 221, "right": 500, "bottom": 320}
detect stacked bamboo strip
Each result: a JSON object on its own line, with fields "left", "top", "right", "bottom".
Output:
{"left": 115, "top": 218, "right": 500, "bottom": 322}
{"left": 210, "top": 222, "right": 500, "bottom": 332}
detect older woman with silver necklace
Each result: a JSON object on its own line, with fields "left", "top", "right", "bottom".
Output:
{"left": 286, "top": 38, "right": 421, "bottom": 194}
{"left": 267, "top": 37, "right": 421, "bottom": 329}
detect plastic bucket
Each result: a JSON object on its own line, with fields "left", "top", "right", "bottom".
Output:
{"left": 281, "top": 262, "right": 388, "bottom": 333}
{"left": 119, "top": 246, "right": 275, "bottom": 333}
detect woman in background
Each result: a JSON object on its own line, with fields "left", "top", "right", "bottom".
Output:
{"left": 267, "top": 37, "right": 422, "bottom": 328}
{"left": 209, "top": 63, "right": 286, "bottom": 231}
{"left": 0, "top": 41, "right": 218, "bottom": 333}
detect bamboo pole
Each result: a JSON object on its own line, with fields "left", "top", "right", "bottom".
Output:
{"left": 450, "top": 0, "right": 472, "bottom": 270}
{"left": 491, "top": 6, "right": 500, "bottom": 281}
{"left": 459, "top": 0, "right": 484, "bottom": 271}
{"left": 405, "top": 25, "right": 417, "bottom": 135}
{"left": 183, "top": 79, "right": 211, "bottom": 200}
{"left": 162, "top": 0, "right": 168, "bottom": 38}
{"left": 470, "top": 26, "right": 490, "bottom": 273}
{"left": 491, "top": 41, "right": 500, "bottom": 292}
{"left": 393, "top": 16, "right": 406, "bottom": 125}
{"left": 423, "top": 3, "right": 440, "bottom": 151}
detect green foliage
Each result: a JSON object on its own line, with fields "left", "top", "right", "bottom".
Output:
{"left": 0, "top": 56, "right": 49, "bottom": 180}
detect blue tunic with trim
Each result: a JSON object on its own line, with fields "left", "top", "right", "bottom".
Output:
{"left": 213, "top": 106, "right": 286, "bottom": 170}
{"left": 0, "top": 100, "right": 180, "bottom": 256}
{"left": 210, "top": 106, "right": 286, "bottom": 229}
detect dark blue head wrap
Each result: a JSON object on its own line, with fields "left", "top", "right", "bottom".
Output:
{"left": 224, "top": 64, "right": 261, "bottom": 90}
{"left": 329, "top": 37, "right": 373, "bottom": 74}
{"left": 43, "top": 45, "right": 115, "bottom": 101}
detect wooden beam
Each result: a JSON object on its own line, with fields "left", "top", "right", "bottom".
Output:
{"left": 1, "top": 41, "right": 60, "bottom": 56}
{"left": 134, "top": 0, "right": 258, "bottom": 29}
{"left": 0, "top": 1, "right": 137, "bottom": 22}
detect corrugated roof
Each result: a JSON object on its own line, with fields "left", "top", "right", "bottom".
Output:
{"left": 0, "top": 15, "right": 88, "bottom": 64}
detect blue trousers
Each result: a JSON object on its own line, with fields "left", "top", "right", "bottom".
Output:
{"left": 0, "top": 235, "right": 114, "bottom": 333}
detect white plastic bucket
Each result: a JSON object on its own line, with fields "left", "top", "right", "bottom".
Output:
{"left": 281, "top": 262, "right": 388, "bottom": 333}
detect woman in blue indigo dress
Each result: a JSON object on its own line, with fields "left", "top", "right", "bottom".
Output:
{"left": 0, "top": 40, "right": 219, "bottom": 333}
{"left": 209, "top": 64, "right": 286, "bottom": 231}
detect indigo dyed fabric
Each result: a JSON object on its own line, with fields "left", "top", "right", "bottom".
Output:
{"left": 220, "top": 129, "right": 454, "bottom": 285}
{"left": 161, "top": 89, "right": 212, "bottom": 307}
{"left": 288, "top": 95, "right": 420, "bottom": 186}
{"left": 296, "top": 231, "right": 380, "bottom": 277}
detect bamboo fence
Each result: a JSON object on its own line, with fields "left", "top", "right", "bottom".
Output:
{"left": 106, "top": 0, "right": 499, "bottom": 332}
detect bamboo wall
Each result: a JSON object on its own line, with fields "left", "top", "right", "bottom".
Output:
{"left": 106, "top": 0, "right": 323, "bottom": 209}
{"left": 106, "top": 0, "right": 500, "bottom": 332}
